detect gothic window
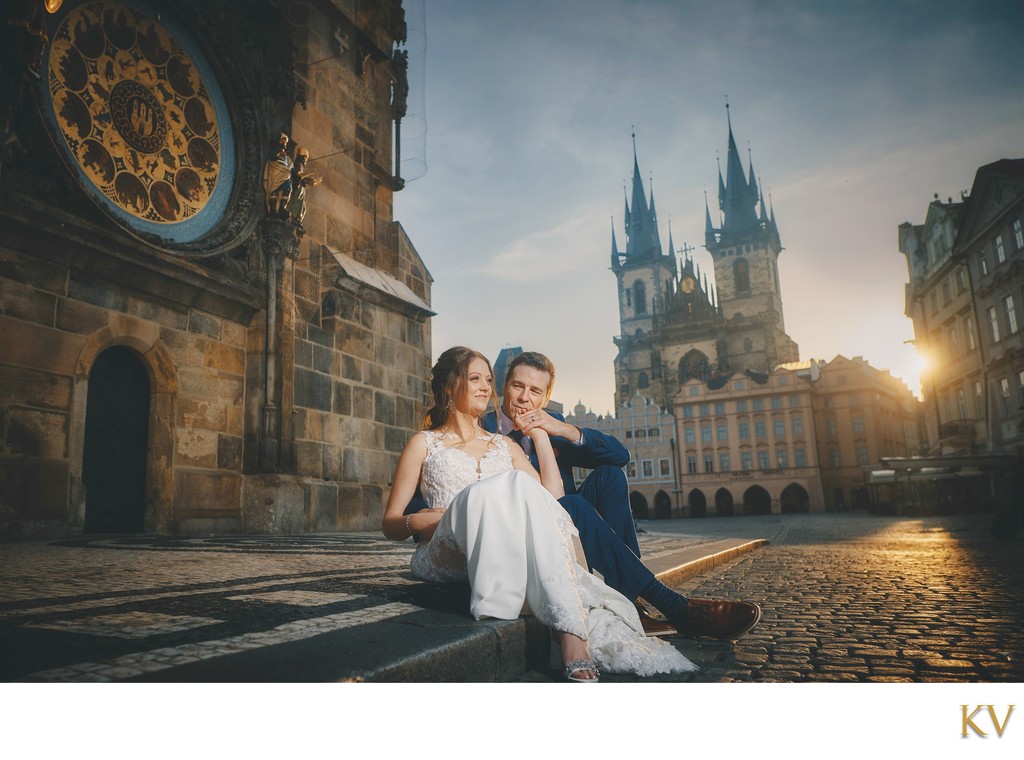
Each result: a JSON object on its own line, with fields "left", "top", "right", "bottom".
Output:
{"left": 734, "top": 258, "right": 751, "bottom": 294}
{"left": 638, "top": 372, "right": 649, "bottom": 389}
{"left": 633, "top": 280, "right": 647, "bottom": 314}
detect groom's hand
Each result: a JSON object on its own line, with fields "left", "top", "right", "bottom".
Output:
{"left": 515, "top": 409, "right": 581, "bottom": 443}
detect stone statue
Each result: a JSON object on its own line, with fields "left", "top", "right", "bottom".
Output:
{"left": 286, "top": 146, "right": 321, "bottom": 231}
{"left": 262, "top": 132, "right": 292, "bottom": 216}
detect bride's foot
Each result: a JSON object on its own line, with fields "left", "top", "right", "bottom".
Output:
{"left": 557, "top": 631, "right": 599, "bottom": 682}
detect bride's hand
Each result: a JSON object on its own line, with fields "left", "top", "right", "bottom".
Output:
{"left": 410, "top": 508, "right": 445, "bottom": 542}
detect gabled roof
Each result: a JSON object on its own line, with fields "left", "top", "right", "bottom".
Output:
{"left": 953, "top": 158, "right": 1024, "bottom": 253}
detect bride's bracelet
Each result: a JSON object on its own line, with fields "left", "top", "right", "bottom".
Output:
{"left": 405, "top": 514, "right": 421, "bottom": 543}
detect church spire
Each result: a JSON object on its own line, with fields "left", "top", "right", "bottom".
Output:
{"left": 721, "top": 104, "right": 761, "bottom": 238}
{"left": 704, "top": 191, "right": 716, "bottom": 248}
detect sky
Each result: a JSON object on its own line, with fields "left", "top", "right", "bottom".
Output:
{"left": 393, "top": 0, "right": 1024, "bottom": 415}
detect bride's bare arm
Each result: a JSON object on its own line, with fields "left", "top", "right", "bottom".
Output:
{"left": 382, "top": 433, "right": 442, "bottom": 541}
{"left": 526, "top": 429, "right": 565, "bottom": 499}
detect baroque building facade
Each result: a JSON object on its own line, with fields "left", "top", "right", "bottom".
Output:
{"left": 900, "top": 159, "right": 1024, "bottom": 456}
{"left": 0, "top": 0, "right": 432, "bottom": 536}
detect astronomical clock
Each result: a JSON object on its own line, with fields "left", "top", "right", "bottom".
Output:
{"left": 35, "top": 0, "right": 270, "bottom": 256}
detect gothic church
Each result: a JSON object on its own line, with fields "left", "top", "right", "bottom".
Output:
{"left": 611, "top": 111, "right": 799, "bottom": 411}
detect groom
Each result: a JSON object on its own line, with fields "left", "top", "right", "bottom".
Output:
{"left": 483, "top": 351, "right": 761, "bottom": 640}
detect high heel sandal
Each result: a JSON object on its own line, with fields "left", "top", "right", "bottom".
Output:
{"left": 550, "top": 631, "right": 600, "bottom": 682}
{"left": 563, "top": 659, "right": 600, "bottom": 683}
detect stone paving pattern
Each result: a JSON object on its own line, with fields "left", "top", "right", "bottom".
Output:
{"left": 2, "top": 512, "right": 1021, "bottom": 682}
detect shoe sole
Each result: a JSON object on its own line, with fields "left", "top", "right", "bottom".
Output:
{"left": 726, "top": 603, "right": 762, "bottom": 640}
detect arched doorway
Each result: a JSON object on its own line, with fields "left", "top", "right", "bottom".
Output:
{"left": 851, "top": 485, "right": 870, "bottom": 510}
{"left": 654, "top": 490, "right": 672, "bottom": 519}
{"left": 715, "top": 487, "right": 734, "bottom": 516}
{"left": 780, "top": 483, "right": 810, "bottom": 513}
{"left": 688, "top": 488, "right": 707, "bottom": 518}
{"left": 630, "top": 491, "right": 649, "bottom": 520}
{"left": 743, "top": 485, "right": 772, "bottom": 516}
{"left": 83, "top": 346, "right": 151, "bottom": 532}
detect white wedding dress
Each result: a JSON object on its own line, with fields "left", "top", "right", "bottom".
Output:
{"left": 410, "top": 431, "right": 695, "bottom": 676}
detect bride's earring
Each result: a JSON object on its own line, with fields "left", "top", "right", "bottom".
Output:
{"left": 445, "top": 398, "right": 453, "bottom": 411}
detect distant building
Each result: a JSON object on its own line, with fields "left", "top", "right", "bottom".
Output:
{"left": 811, "top": 356, "right": 922, "bottom": 510}
{"left": 566, "top": 395, "right": 678, "bottom": 519}
{"left": 899, "top": 197, "right": 982, "bottom": 453}
{"left": 609, "top": 111, "right": 798, "bottom": 413}
{"left": 955, "top": 160, "right": 1024, "bottom": 453}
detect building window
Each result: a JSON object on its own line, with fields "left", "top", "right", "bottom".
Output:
{"left": 736, "top": 400, "right": 747, "bottom": 412}
{"left": 795, "top": 447, "right": 807, "bottom": 467}
{"left": 852, "top": 415, "right": 864, "bottom": 434}
{"left": 741, "top": 451, "right": 753, "bottom": 471}
{"left": 855, "top": 446, "right": 869, "bottom": 466}
{"left": 942, "top": 279, "right": 952, "bottom": 304}
{"left": 1017, "top": 372, "right": 1024, "bottom": 408}
{"left": 624, "top": 288, "right": 631, "bottom": 307}
{"left": 974, "top": 380, "right": 984, "bottom": 417}
{"left": 980, "top": 252, "right": 989, "bottom": 275}
{"left": 627, "top": 461, "right": 637, "bottom": 478}
{"left": 773, "top": 419, "right": 785, "bottom": 437}
{"left": 686, "top": 455, "right": 697, "bottom": 474}
{"left": 1000, "top": 377, "right": 1011, "bottom": 416}
{"left": 638, "top": 371, "right": 649, "bottom": 389}
{"left": 716, "top": 423, "right": 728, "bottom": 441}
{"left": 642, "top": 460, "right": 654, "bottom": 478}
{"left": 757, "top": 450, "right": 770, "bottom": 470}
{"left": 778, "top": 375, "right": 789, "bottom": 386}
{"left": 777, "top": 448, "right": 789, "bottom": 468}
{"left": 790, "top": 395, "right": 801, "bottom": 407}
{"left": 659, "top": 458, "right": 671, "bottom": 477}
{"left": 1006, "top": 295, "right": 1019, "bottom": 334}
{"left": 965, "top": 316, "right": 976, "bottom": 351}
{"left": 828, "top": 447, "right": 840, "bottom": 467}
{"left": 930, "top": 291, "right": 940, "bottom": 314}
{"left": 701, "top": 425, "right": 712, "bottom": 443}
{"left": 956, "top": 268, "right": 968, "bottom": 293}
{"left": 625, "top": 430, "right": 633, "bottom": 439}
{"left": 714, "top": 402, "right": 726, "bottom": 415}
{"left": 948, "top": 325, "right": 960, "bottom": 356}
{"left": 703, "top": 454, "right": 714, "bottom": 473}
{"left": 635, "top": 429, "right": 647, "bottom": 439}
{"left": 738, "top": 421, "right": 750, "bottom": 440}
{"left": 689, "top": 386, "right": 699, "bottom": 396}
{"left": 771, "top": 396, "right": 783, "bottom": 410}
{"left": 755, "top": 420, "right": 766, "bottom": 439}
{"left": 753, "top": 398, "right": 764, "bottom": 411}
{"left": 825, "top": 418, "right": 837, "bottom": 437}
{"left": 734, "top": 258, "right": 751, "bottom": 294}
{"left": 648, "top": 427, "right": 660, "bottom": 438}
{"left": 1015, "top": 219, "right": 1024, "bottom": 251}
{"left": 719, "top": 453, "right": 731, "bottom": 472}
{"left": 989, "top": 306, "right": 1001, "bottom": 343}
{"left": 734, "top": 380, "right": 746, "bottom": 391}
{"left": 699, "top": 404, "right": 710, "bottom": 417}
{"left": 633, "top": 280, "right": 647, "bottom": 314}
{"left": 996, "top": 235, "right": 1006, "bottom": 263}
{"left": 683, "top": 406, "right": 693, "bottom": 419}
{"left": 957, "top": 387, "right": 968, "bottom": 419}
{"left": 684, "top": 426, "right": 695, "bottom": 444}
{"left": 792, "top": 416, "right": 804, "bottom": 436}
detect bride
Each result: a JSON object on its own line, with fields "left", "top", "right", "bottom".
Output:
{"left": 382, "top": 346, "right": 695, "bottom": 681}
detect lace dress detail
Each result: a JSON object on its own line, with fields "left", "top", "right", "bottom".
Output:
{"left": 410, "top": 429, "right": 695, "bottom": 676}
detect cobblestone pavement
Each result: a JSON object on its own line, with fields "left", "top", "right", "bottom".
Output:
{"left": 604, "top": 511, "right": 1024, "bottom": 682}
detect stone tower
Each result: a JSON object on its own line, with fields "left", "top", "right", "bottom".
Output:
{"left": 704, "top": 106, "right": 798, "bottom": 374}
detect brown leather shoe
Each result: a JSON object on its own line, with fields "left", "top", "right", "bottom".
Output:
{"left": 678, "top": 598, "right": 762, "bottom": 640}
{"left": 635, "top": 603, "right": 678, "bottom": 637}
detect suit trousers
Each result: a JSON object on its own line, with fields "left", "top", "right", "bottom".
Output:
{"left": 576, "top": 465, "right": 641, "bottom": 557}
{"left": 558, "top": 492, "right": 654, "bottom": 602}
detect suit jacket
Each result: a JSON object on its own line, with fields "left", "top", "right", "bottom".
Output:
{"left": 482, "top": 410, "right": 629, "bottom": 496}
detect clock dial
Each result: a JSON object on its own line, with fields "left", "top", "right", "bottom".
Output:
{"left": 680, "top": 276, "right": 696, "bottom": 294}
{"left": 45, "top": 1, "right": 234, "bottom": 242}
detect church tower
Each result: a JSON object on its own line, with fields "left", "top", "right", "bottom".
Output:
{"left": 705, "top": 106, "right": 798, "bottom": 371}
{"left": 611, "top": 140, "right": 722, "bottom": 410}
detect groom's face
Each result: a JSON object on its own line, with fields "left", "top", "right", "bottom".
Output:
{"left": 501, "top": 365, "right": 552, "bottom": 419}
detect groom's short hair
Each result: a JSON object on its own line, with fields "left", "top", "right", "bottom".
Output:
{"left": 504, "top": 351, "right": 556, "bottom": 393}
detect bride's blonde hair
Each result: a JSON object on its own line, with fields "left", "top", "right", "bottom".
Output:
{"left": 423, "top": 346, "right": 496, "bottom": 431}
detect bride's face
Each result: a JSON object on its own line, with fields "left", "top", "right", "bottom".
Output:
{"left": 456, "top": 357, "right": 493, "bottom": 416}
